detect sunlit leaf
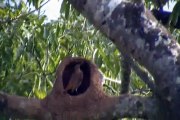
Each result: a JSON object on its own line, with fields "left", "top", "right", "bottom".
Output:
{"left": 34, "top": 89, "right": 47, "bottom": 99}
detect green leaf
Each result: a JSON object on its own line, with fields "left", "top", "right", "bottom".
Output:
{"left": 169, "top": 1, "right": 180, "bottom": 27}
{"left": 34, "top": 89, "right": 47, "bottom": 99}
{"left": 60, "top": 0, "right": 70, "bottom": 20}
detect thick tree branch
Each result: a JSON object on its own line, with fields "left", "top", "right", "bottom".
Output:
{"left": 0, "top": 92, "right": 51, "bottom": 120}
{"left": 98, "top": 95, "right": 158, "bottom": 119}
{"left": 0, "top": 57, "right": 159, "bottom": 119}
{"left": 0, "top": 91, "right": 157, "bottom": 119}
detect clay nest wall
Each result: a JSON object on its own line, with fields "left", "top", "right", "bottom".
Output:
{"left": 41, "top": 57, "right": 118, "bottom": 120}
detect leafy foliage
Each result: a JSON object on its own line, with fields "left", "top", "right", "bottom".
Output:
{"left": 0, "top": 0, "right": 121, "bottom": 97}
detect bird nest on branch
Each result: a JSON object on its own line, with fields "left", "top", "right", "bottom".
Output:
{"left": 0, "top": 57, "right": 151, "bottom": 120}
{"left": 42, "top": 57, "right": 113, "bottom": 119}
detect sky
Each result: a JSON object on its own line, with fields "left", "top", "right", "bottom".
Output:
{"left": 164, "top": 1, "right": 176, "bottom": 11}
{"left": 0, "top": 0, "right": 62, "bottom": 21}
{"left": 42, "top": 0, "right": 176, "bottom": 21}
{"left": 41, "top": 0, "right": 62, "bottom": 21}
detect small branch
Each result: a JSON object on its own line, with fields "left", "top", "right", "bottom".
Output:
{"left": 0, "top": 0, "right": 50, "bottom": 24}
{"left": 118, "top": 55, "right": 155, "bottom": 93}
{"left": 120, "top": 54, "right": 131, "bottom": 94}
{"left": 99, "top": 70, "right": 121, "bottom": 84}
{"left": 131, "top": 89, "right": 152, "bottom": 95}
{"left": 128, "top": 57, "right": 156, "bottom": 92}
{"left": 25, "top": 0, "right": 50, "bottom": 17}
{"left": 103, "top": 84, "right": 118, "bottom": 94}
{"left": 101, "top": 54, "right": 155, "bottom": 93}
{"left": 104, "top": 76, "right": 121, "bottom": 84}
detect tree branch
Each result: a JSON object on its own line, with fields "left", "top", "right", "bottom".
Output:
{"left": 0, "top": 91, "right": 157, "bottom": 119}
{"left": 120, "top": 54, "right": 131, "bottom": 94}
{"left": 0, "top": 92, "right": 51, "bottom": 120}
{"left": 0, "top": 57, "right": 159, "bottom": 119}
{"left": 127, "top": 56, "right": 156, "bottom": 92}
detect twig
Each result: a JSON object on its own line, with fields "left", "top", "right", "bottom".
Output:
{"left": 104, "top": 76, "right": 121, "bottom": 84}
{"left": 0, "top": 0, "right": 50, "bottom": 23}
{"left": 127, "top": 57, "right": 156, "bottom": 92}
{"left": 103, "top": 84, "right": 118, "bottom": 94}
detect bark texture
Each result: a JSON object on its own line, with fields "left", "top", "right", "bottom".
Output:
{"left": 68, "top": 0, "right": 180, "bottom": 119}
{"left": 120, "top": 54, "right": 131, "bottom": 94}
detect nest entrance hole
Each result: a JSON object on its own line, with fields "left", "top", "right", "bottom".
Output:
{"left": 62, "top": 61, "right": 91, "bottom": 96}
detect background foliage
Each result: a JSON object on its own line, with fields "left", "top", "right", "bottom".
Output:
{"left": 0, "top": 0, "right": 179, "bottom": 100}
